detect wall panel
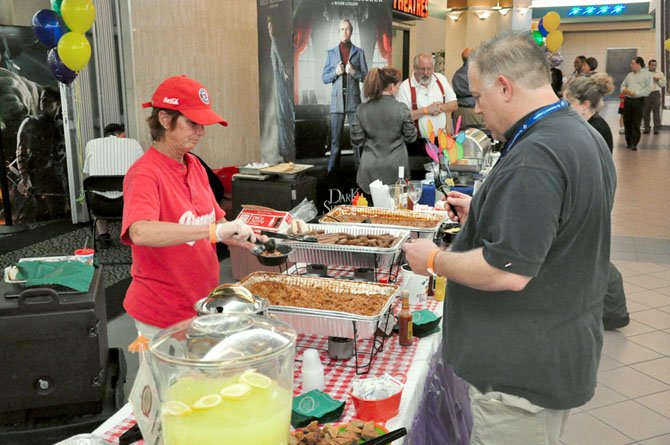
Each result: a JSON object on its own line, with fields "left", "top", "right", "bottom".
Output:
{"left": 127, "top": 0, "right": 260, "bottom": 168}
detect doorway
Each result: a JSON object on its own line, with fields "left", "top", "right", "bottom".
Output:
{"left": 392, "top": 27, "right": 410, "bottom": 79}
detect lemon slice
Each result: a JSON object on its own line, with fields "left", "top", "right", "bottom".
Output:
{"left": 240, "top": 371, "right": 272, "bottom": 389}
{"left": 162, "top": 400, "right": 192, "bottom": 417}
{"left": 220, "top": 383, "right": 252, "bottom": 400}
{"left": 191, "top": 393, "right": 222, "bottom": 410}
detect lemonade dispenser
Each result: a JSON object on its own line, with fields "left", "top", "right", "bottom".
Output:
{"left": 149, "top": 314, "right": 297, "bottom": 445}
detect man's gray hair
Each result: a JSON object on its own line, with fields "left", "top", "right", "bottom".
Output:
{"left": 413, "top": 52, "right": 433, "bottom": 69}
{"left": 340, "top": 18, "right": 353, "bottom": 31}
{"left": 470, "top": 31, "right": 551, "bottom": 89}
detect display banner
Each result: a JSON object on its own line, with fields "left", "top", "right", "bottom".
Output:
{"left": 0, "top": 25, "right": 69, "bottom": 225}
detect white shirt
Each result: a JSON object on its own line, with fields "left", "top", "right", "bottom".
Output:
{"left": 83, "top": 135, "right": 144, "bottom": 198}
{"left": 650, "top": 70, "right": 666, "bottom": 93}
{"left": 396, "top": 72, "right": 457, "bottom": 139}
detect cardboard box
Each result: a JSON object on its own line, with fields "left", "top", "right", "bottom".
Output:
{"left": 235, "top": 208, "right": 292, "bottom": 234}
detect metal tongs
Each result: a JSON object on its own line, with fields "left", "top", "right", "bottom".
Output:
{"left": 431, "top": 159, "right": 459, "bottom": 217}
{"left": 260, "top": 230, "right": 318, "bottom": 243}
{"left": 364, "top": 427, "right": 407, "bottom": 445}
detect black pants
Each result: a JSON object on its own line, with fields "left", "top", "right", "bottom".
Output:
{"left": 643, "top": 90, "right": 661, "bottom": 131}
{"left": 623, "top": 96, "right": 646, "bottom": 147}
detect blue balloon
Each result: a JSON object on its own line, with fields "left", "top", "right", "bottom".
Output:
{"left": 47, "top": 48, "right": 77, "bottom": 84}
{"left": 538, "top": 18, "right": 548, "bottom": 37}
{"left": 32, "top": 9, "right": 67, "bottom": 48}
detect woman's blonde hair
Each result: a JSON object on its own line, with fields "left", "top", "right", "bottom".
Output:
{"left": 565, "top": 73, "right": 614, "bottom": 114}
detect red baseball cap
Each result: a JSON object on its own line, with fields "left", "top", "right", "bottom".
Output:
{"left": 142, "top": 75, "right": 228, "bottom": 126}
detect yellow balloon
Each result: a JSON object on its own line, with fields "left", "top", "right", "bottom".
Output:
{"left": 545, "top": 30, "right": 564, "bottom": 53}
{"left": 57, "top": 32, "right": 91, "bottom": 72}
{"left": 61, "top": 0, "right": 96, "bottom": 34}
{"left": 665, "top": 38, "right": 670, "bottom": 52}
{"left": 543, "top": 11, "right": 561, "bottom": 32}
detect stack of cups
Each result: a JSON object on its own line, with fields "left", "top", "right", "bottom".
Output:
{"left": 301, "top": 348, "right": 324, "bottom": 393}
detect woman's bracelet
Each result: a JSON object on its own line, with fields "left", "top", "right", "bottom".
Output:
{"left": 426, "top": 248, "right": 440, "bottom": 274}
{"left": 209, "top": 224, "right": 217, "bottom": 244}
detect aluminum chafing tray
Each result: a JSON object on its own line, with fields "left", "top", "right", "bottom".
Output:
{"left": 238, "top": 272, "right": 398, "bottom": 338}
{"left": 286, "top": 224, "right": 409, "bottom": 268}
{"left": 319, "top": 205, "right": 445, "bottom": 234}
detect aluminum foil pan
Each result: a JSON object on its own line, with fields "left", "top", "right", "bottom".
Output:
{"left": 286, "top": 224, "right": 409, "bottom": 268}
{"left": 238, "top": 272, "right": 398, "bottom": 338}
{"left": 319, "top": 205, "right": 445, "bottom": 234}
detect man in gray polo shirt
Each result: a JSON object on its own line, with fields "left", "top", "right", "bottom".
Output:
{"left": 403, "top": 31, "right": 616, "bottom": 445}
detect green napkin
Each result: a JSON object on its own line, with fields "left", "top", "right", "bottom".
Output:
{"left": 17, "top": 260, "right": 94, "bottom": 292}
{"left": 412, "top": 309, "right": 442, "bottom": 337}
{"left": 291, "top": 390, "right": 345, "bottom": 428}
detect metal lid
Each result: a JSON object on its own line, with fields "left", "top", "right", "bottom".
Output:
{"left": 194, "top": 283, "right": 269, "bottom": 316}
{"left": 150, "top": 314, "right": 296, "bottom": 366}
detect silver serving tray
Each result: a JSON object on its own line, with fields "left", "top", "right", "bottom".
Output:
{"left": 238, "top": 272, "right": 398, "bottom": 338}
{"left": 286, "top": 224, "right": 409, "bottom": 268}
{"left": 319, "top": 206, "right": 445, "bottom": 234}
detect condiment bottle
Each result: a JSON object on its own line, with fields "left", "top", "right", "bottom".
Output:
{"left": 434, "top": 275, "right": 446, "bottom": 302}
{"left": 357, "top": 195, "right": 368, "bottom": 207}
{"left": 394, "top": 166, "right": 408, "bottom": 210}
{"left": 398, "top": 290, "right": 413, "bottom": 346}
{"left": 301, "top": 348, "right": 325, "bottom": 393}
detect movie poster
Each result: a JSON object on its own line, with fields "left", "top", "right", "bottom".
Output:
{"left": 0, "top": 25, "right": 68, "bottom": 225}
{"left": 258, "top": 0, "right": 295, "bottom": 164}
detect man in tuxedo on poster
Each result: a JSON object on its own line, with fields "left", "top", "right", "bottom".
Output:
{"left": 322, "top": 18, "right": 368, "bottom": 173}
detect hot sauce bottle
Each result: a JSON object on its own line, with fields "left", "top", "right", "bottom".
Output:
{"left": 398, "top": 290, "right": 413, "bottom": 346}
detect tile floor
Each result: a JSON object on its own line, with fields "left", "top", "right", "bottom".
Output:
{"left": 108, "top": 102, "right": 670, "bottom": 444}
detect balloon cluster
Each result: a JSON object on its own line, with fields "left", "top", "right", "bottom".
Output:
{"left": 532, "top": 11, "right": 563, "bottom": 53}
{"left": 665, "top": 38, "right": 670, "bottom": 52}
{"left": 32, "top": 0, "right": 96, "bottom": 85}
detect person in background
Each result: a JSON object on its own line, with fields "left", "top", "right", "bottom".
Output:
{"left": 617, "top": 92, "right": 625, "bottom": 134}
{"left": 403, "top": 31, "right": 616, "bottom": 445}
{"left": 643, "top": 59, "right": 666, "bottom": 134}
{"left": 564, "top": 55, "right": 585, "bottom": 88}
{"left": 581, "top": 57, "right": 598, "bottom": 77}
{"left": 351, "top": 67, "right": 417, "bottom": 199}
{"left": 452, "top": 48, "right": 484, "bottom": 129}
{"left": 121, "top": 75, "right": 259, "bottom": 338}
{"left": 565, "top": 73, "right": 630, "bottom": 330}
{"left": 322, "top": 18, "right": 368, "bottom": 173}
{"left": 83, "top": 123, "right": 144, "bottom": 248}
{"left": 396, "top": 52, "right": 457, "bottom": 139}
{"left": 621, "top": 56, "right": 653, "bottom": 150}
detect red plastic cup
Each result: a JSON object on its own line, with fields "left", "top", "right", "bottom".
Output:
{"left": 74, "top": 248, "right": 95, "bottom": 265}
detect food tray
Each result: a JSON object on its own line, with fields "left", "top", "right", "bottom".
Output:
{"left": 260, "top": 163, "right": 313, "bottom": 178}
{"left": 286, "top": 224, "right": 409, "bottom": 268}
{"left": 319, "top": 206, "right": 445, "bottom": 234}
{"left": 238, "top": 162, "right": 273, "bottom": 175}
{"left": 239, "top": 272, "right": 398, "bottom": 338}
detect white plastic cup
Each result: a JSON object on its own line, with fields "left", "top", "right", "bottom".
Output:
{"left": 399, "top": 263, "right": 429, "bottom": 305}
{"left": 74, "top": 248, "right": 95, "bottom": 265}
{"left": 301, "top": 348, "right": 324, "bottom": 393}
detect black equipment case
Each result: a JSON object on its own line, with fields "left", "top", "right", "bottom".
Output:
{"left": 0, "top": 267, "right": 109, "bottom": 424}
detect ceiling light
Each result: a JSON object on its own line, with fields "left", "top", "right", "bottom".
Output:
{"left": 474, "top": 10, "right": 493, "bottom": 20}
{"left": 498, "top": 8, "right": 511, "bottom": 15}
{"left": 516, "top": 7, "right": 530, "bottom": 15}
{"left": 447, "top": 10, "right": 463, "bottom": 21}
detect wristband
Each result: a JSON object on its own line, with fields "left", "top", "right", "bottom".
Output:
{"left": 209, "top": 224, "right": 217, "bottom": 244}
{"left": 426, "top": 248, "right": 440, "bottom": 277}
{"left": 423, "top": 107, "right": 429, "bottom": 115}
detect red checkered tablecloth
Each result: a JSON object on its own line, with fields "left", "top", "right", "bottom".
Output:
{"left": 99, "top": 266, "right": 441, "bottom": 444}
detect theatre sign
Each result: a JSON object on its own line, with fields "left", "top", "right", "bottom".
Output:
{"left": 393, "top": 0, "right": 429, "bottom": 19}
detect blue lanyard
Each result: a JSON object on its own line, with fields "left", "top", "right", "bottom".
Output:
{"left": 498, "top": 99, "right": 569, "bottom": 161}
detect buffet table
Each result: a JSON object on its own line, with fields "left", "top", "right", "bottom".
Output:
{"left": 93, "top": 299, "right": 443, "bottom": 444}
